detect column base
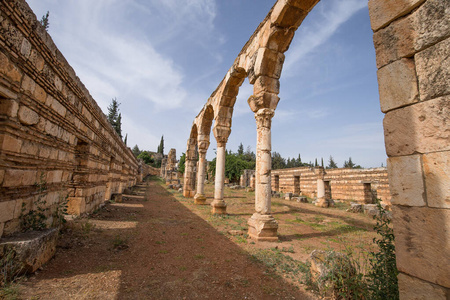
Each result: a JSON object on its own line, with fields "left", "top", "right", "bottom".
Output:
{"left": 211, "top": 199, "right": 227, "bottom": 214}
{"left": 183, "top": 189, "right": 195, "bottom": 198}
{"left": 194, "top": 194, "right": 206, "bottom": 204}
{"left": 247, "top": 213, "right": 278, "bottom": 241}
{"left": 315, "top": 197, "right": 329, "bottom": 208}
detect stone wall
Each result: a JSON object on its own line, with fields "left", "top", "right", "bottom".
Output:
{"left": 0, "top": 0, "right": 142, "bottom": 237}
{"left": 271, "top": 167, "right": 391, "bottom": 204}
{"left": 368, "top": 0, "right": 450, "bottom": 296}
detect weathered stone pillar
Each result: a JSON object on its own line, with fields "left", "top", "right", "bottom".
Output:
{"left": 247, "top": 108, "right": 278, "bottom": 241}
{"left": 240, "top": 174, "right": 244, "bottom": 186}
{"left": 315, "top": 167, "right": 328, "bottom": 207}
{"left": 183, "top": 137, "right": 197, "bottom": 198}
{"left": 211, "top": 139, "right": 227, "bottom": 214}
{"left": 194, "top": 149, "right": 207, "bottom": 204}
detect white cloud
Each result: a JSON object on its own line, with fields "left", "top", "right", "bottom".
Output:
{"left": 284, "top": 0, "right": 367, "bottom": 74}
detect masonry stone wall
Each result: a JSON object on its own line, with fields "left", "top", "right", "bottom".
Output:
{"left": 0, "top": 0, "right": 142, "bottom": 237}
{"left": 271, "top": 167, "right": 390, "bottom": 204}
{"left": 368, "top": 0, "right": 450, "bottom": 295}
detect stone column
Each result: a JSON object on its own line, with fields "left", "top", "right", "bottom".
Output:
{"left": 211, "top": 140, "right": 227, "bottom": 214}
{"left": 194, "top": 149, "right": 207, "bottom": 204}
{"left": 247, "top": 108, "right": 278, "bottom": 241}
{"left": 315, "top": 167, "right": 328, "bottom": 207}
{"left": 240, "top": 174, "right": 244, "bottom": 187}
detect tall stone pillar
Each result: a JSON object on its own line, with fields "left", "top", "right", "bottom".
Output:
{"left": 194, "top": 149, "right": 207, "bottom": 204}
{"left": 315, "top": 167, "right": 328, "bottom": 207}
{"left": 211, "top": 139, "right": 227, "bottom": 214}
{"left": 247, "top": 108, "right": 278, "bottom": 241}
{"left": 183, "top": 137, "right": 197, "bottom": 198}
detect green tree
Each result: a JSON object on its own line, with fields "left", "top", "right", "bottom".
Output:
{"left": 237, "top": 143, "right": 244, "bottom": 156}
{"left": 40, "top": 11, "right": 49, "bottom": 31}
{"left": 178, "top": 153, "right": 186, "bottom": 174}
{"left": 321, "top": 157, "right": 324, "bottom": 167}
{"left": 123, "top": 133, "right": 127, "bottom": 146}
{"left": 157, "top": 135, "right": 164, "bottom": 155}
{"left": 343, "top": 157, "right": 355, "bottom": 168}
{"left": 327, "top": 156, "right": 338, "bottom": 169}
{"left": 314, "top": 158, "right": 318, "bottom": 167}
{"left": 107, "top": 98, "right": 122, "bottom": 138}
{"left": 132, "top": 145, "right": 141, "bottom": 157}
{"left": 137, "top": 151, "right": 153, "bottom": 165}
{"left": 272, "top": 152, "right": 286, "bottom": 170}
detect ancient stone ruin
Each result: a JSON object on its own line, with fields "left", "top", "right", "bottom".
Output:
{"left": 182, "top": 0, "right": 449, "bottom": 297}
{"left": 0, "top": 1, "right": 149, "bottom": 236}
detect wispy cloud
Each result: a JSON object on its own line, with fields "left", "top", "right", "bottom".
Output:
{"left": 284, "top": 0, "right": 367, "bottom": 74}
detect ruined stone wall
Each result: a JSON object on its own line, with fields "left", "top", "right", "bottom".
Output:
{"left": 0, "top": 0, "right": 141, "bottom": 237}
{"left": 368, "top": 0, "right": 450, "bottom": 296}
{"left": 271, "top": 167, "right": 391, "bottom": 204}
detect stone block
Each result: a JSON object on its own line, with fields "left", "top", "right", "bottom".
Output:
{"left": 392, "top": 206, "right": 450, "bottom": 287}
{"left": 0, "top": 200, "right": 16, "bottom": 223}
{"left": 387, "top": 155, "right": 426, "bottom": 206}
{"left": 423, "top": 151, "right": 450, "bottom": 208}
{"left": 18, "top": 105, "right": 39, "bottom": 125}
{"left": 0, "top": 228, "right": 58, "bottom": 276}
{"left": 0, "top": 169, "right": 5, "bottom": 185}
{"left": 0, "top": 51, "right": 22, "bottom": 83}
{"left": 1, "top": 134, "right": 22, "bottom": 153}
{"left": 415, "top": 37, "right": 450, "bottom": 101}
{"left": 20, "top": 38, "right": 31, "bottom": 58}
{"left": 414, "top": 0, "right": 450, "bottom": 52}
{"left": 0, "top": 99, "right": 19, "bottom": 118}
{"left": 270, "top": 1, "right": 307, "bottom": 29}
{"left": 50, "top": 98, "right": 67, "bottom": 117}
{"left": 398, "top": 273, "right": 449, "bottom": 300}
{"left": 368, "top": 0, "right": 425, "bottom": 31}
{"left": 253, "top": 48, "right": 285, "bottom": 79}
{"left": 20, "top": 141, "right": 38, "bottom": 156}
{"left": 253, "top": 76, "right": 280, "bottom": 95}
{"left": 372, "top": 15, "right": 415, "bottom": 68}
{"left": 3, "top": 169, "right": 37, "bottom": 187}
{"left": 67, "top": 197, "right": 86, "bottom": 215}
{"left": 33, "top": 83, "right": 46, "bottom": 103}
{"left": 377, "top": 58, "right": 418, "bottom": 112}
{"left": 383, "top": 96, "right": 450, "bottom": 156}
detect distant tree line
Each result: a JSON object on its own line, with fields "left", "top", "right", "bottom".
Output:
{"left": 131, "top": 135, "right": 165, "bottom": 168}
{"left": 272, "top": 153, "right": 361, "bottom": 170}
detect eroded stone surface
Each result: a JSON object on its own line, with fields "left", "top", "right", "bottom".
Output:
{"left": 423, "top": 151, "right": 450, "bottom": 208}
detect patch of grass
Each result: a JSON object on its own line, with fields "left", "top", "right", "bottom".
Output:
{"left": 112, "top": 235, "right": 128, "bottom": 249}
{"left": 179, "top": 266, "right": 187, "bottom": 271}
{"left": 0, "top": 283, "right": 21, "bottom": 300}
{"left": 159, "top": 250, "right": 168, "bottom": 254}
{"left": 235, "top": 235, "right": 247, "bottom": 244}
{"left": 281, "top": 246, "right": 295, "bottom": 253}
{"left": 251, "top": 248, "right": 305, "bottom": 280}
{"left": 81, "top": 222, "right": 94, "bottom": 235}
{"left": 155, "top": 241, "right": 165, "bottom": 245}
{"left": 194, "top": 254, "right": 205, "bottom": 260}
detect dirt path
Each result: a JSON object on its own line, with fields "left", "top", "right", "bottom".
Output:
{"left": 17, "top": 178, "right": 314, "bottom": 299}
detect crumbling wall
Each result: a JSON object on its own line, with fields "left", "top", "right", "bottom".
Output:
{"left": 0, "top": 0, "right": 141, "bottom": 237}
{"left": 271, "top": 167, "right": 390, "bottom": 204}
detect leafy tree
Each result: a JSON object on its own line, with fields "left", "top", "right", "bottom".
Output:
{"left": 132, "top": 145, "right": 141, "bottom": 157}
{"left": 243, "top": 146, "right": 256, "bottom": 163}
{"left": 327, "top": 156, "right": 338, "bottom": 169}
{"left": 178, "top": 153, "right": 186, "bottom": 174}
{"left": 343, "top": 157, "right": 355, "bottom": 168}
{"left": 237, "top": 143, "right": 244, "bottom": 156}
{"left": 40, "top": 11, "right": 49, "bottom": 31}
{"left": 272, "top": 152, "right": 286, "bottom": 170}
{"left": 137, "top": 151, "right": 153, "bottom": 165}
{"left": 209, "top": 151, "right": 254, "bottom": 182}
{"left": 157, "top": 135, "right": 164, "bottom": 155}
{"left": 107, "top": 98, "right": 122, "bottom": 138}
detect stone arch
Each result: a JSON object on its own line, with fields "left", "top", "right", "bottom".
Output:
{"left": 186, "top": 1, "right": 450, "bottom": 295}
{"left": 183, "top": 123, "right": 198, "bottom": 198}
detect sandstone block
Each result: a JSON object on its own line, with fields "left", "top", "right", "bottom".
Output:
{"left": 18, "top": 105, "right": 39, "bottom": 125}
{"left": 392, "top": 205, "right": 450, "bottom": 287}
{"left": 398, "top": 273, "right": 449, "bottom": 300}
{"left": 368, "top": 0, "right": 425, "bottom": 31}
{"left": 423, "top": 151, "right": 450, "bottom": 208}
{"left": 21, "top": 75, "right": 36, "bottom": 95}
{"left": 253, "top": 48, "right": 285, "bottom": 79}
{"left": 372, "top": 15, "right": 415, "bottom": 68}
{"left": 415, "top": 37, "right": 450, "bottom": 101}
{"left": 33, "top": 83, "right": 46, "bottom": 103}
{"left": 0, "top": 99, "right": 19, "bottom": 118}
{"left": 253, "top": 76, "right": 280, "bottom": 95}
{"left": 286, "top": 0, "right": 319, "bottom": 12}
{"left": 414, "top": 0, "right": 450, "bottom": 52}
{"left": 20, "top": 38, "right": 31, "bottom": 58}
{"left": 0, "top": 170, "right": 5, "bottom": 186}
{"left": 383, "top": 96, "right": 450, "bottom": 156}
{"left": 0, "top": 200, "right": 16, "bottom": 223}
{"left": 377, "top": 58, "right": 419, "bottom": 112}
{"left": 3, "top": 169, "right": 37, "bottom": 187}
{"left": 387, "top": 155, "right": 425, "bottom": 206}
{"left": 50, "top": 98, "right": 67, "bottom": 117}
{"left": 0, "top": 51, "right": 22, "bottom": 83}
{"left": 0, "top": 228, "right": 58, "bottom": 275}
{"left": 270, "top": 1, "right": 307, "bottom": 29}
{"left": 20, "top": 141, "right": 38, "bottom": 156}
{"left": 1, "top": 134, "right": 22, "bottom": 153}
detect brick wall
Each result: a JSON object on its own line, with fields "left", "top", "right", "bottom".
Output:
{"left": 0, "top": 0, "right": 142, "bottom": 237}
{"left": 272, "top": 167, "right": 391, "bottom": 204}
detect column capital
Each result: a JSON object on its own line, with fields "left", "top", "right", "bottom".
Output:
{"left": 254, "top": 108, "right": 275, "bottom": 129}
{"left": 213, "top": 125, "right": 231, "bottom": 147}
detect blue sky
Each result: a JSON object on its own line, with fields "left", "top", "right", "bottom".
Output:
{"left": 27, "top": 0, "right": 386, "bottom": 168}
